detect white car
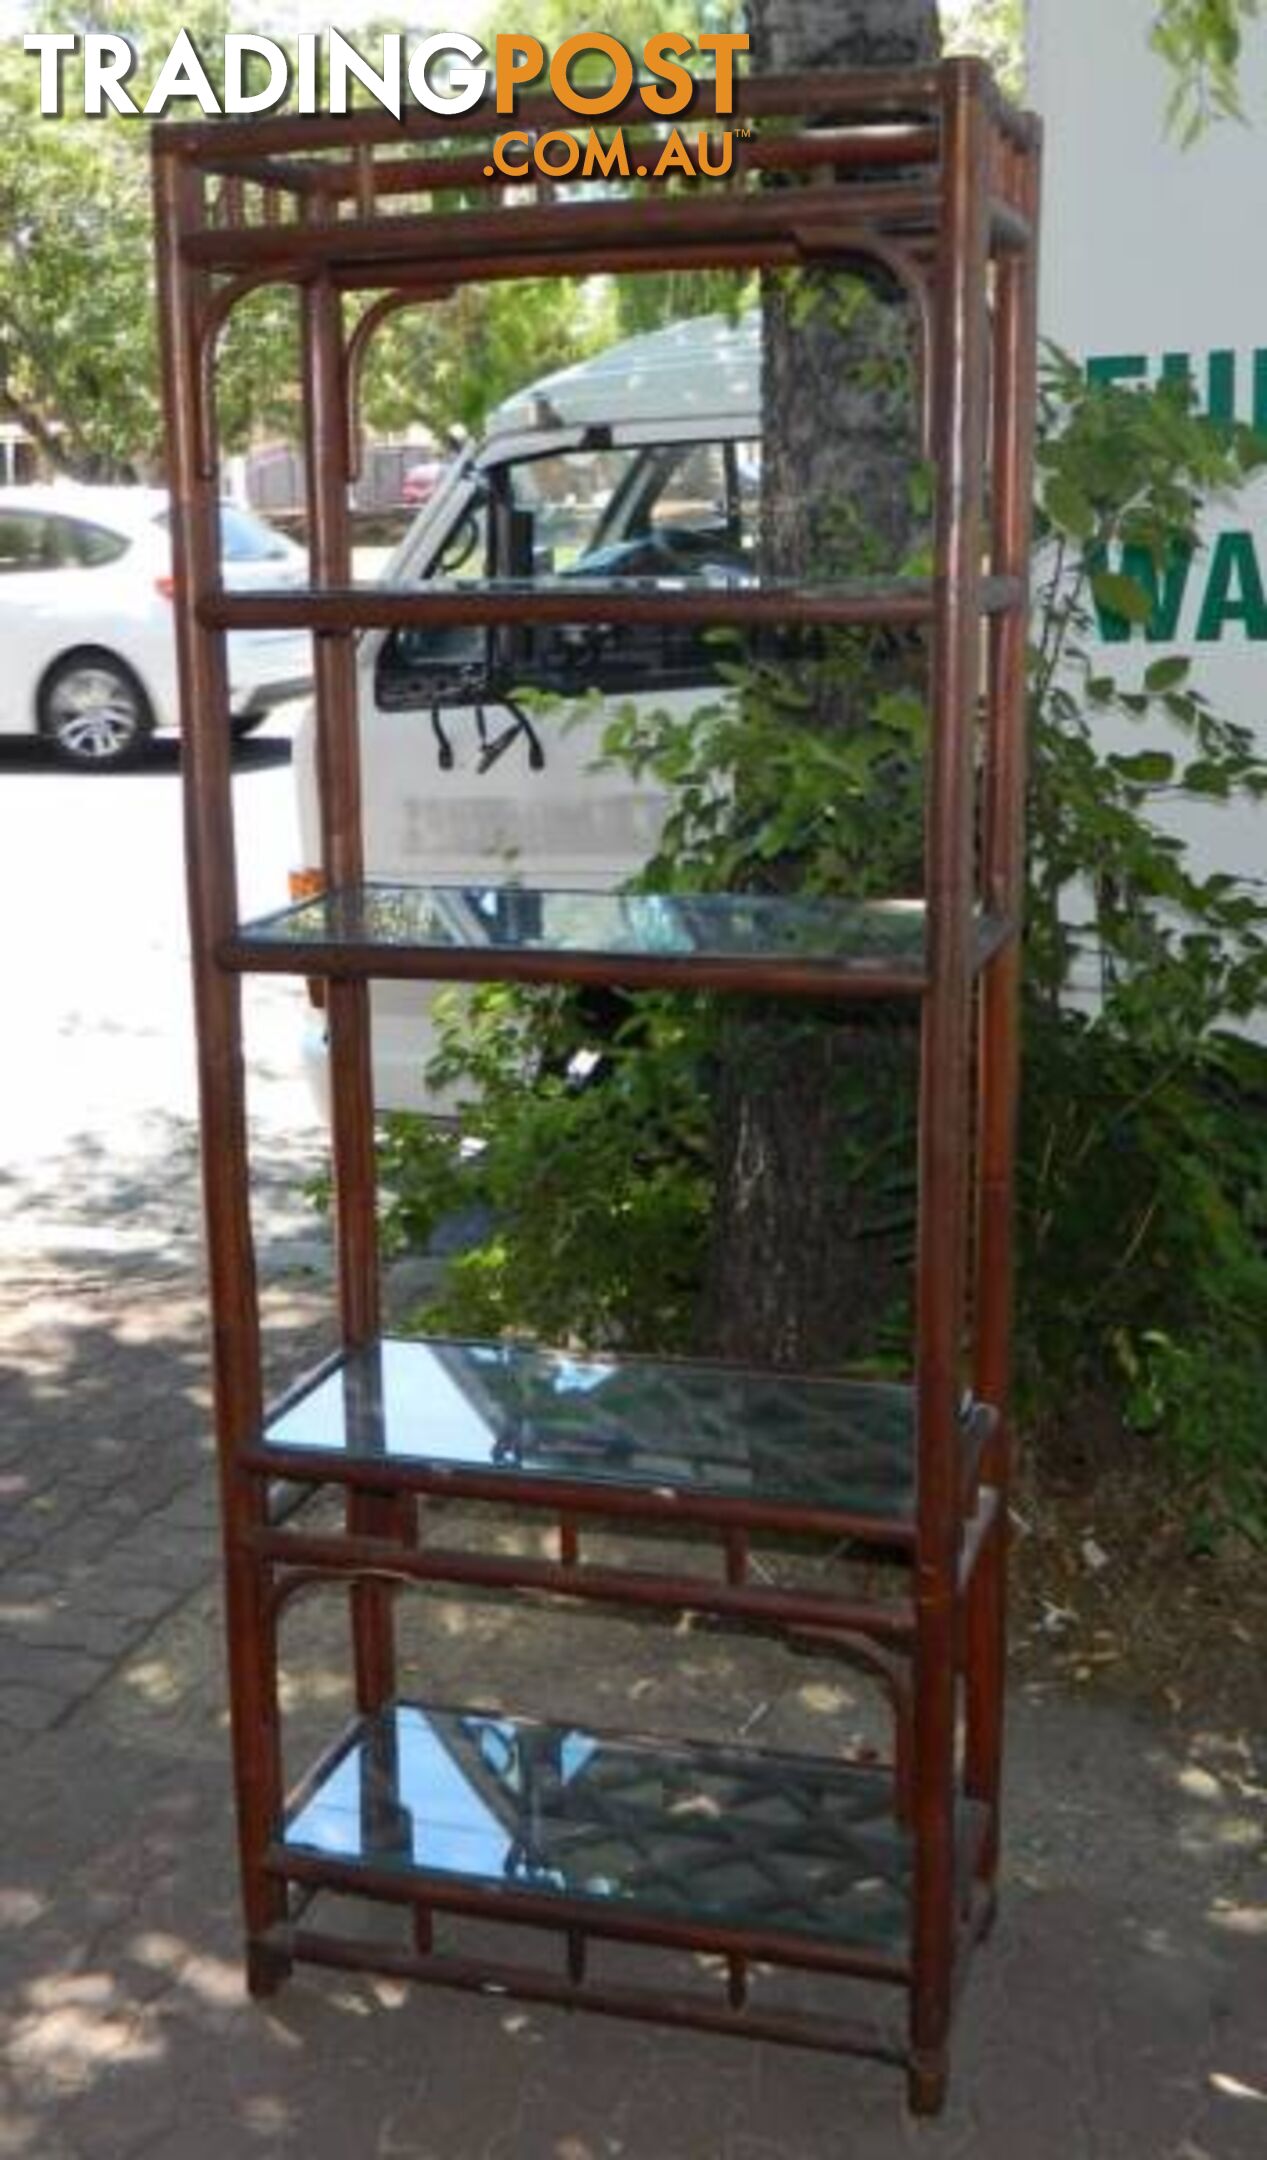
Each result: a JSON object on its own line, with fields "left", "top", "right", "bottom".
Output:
{"left": 0, "top": 485, "right": 312, "bottom": 767}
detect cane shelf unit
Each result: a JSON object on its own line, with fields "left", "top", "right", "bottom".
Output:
{"left": 153, "top": 59, "right": 1040, "bottom": 2116}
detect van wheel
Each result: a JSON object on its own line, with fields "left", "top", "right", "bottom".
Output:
{"left": 39, "top": 650, "right": 153, "bottom": 769}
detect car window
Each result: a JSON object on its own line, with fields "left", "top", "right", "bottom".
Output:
{"left": 57, "top": 517, "right": 130, "bottom": 567}
{"left": 505, "top": 448, "right": 638, "bottom": 575}
{"left": 0, "top": 511, "right": 61, "bottom": 572}
{"left": 219, "top": 504, "right": 293, "bottom": 561}
{"left": 376, "top": 484, "right": 492, "bottom": 712}
{"left": 155, "top": 504, "right": 292, "bottom": 562}
{"left": 586, "top": 439, "right": 761, "bottom": 575}
{"left": 512, "top": 439, "right": 759, "bottom": 696}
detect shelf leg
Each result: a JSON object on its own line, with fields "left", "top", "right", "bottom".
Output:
{"left": 246, "top": 1935, "right": 293, "bottom": 1999}
{"left": 963, "top": 1495, "right": 1007, "bottom": 1885}
{"left": 152, "top": 149, "right": 292, "bottom": 1993}
{"left": 299, "top": 267, "right": 398, "bottom": 1713}
{"left": 907, "top": 2051, "right": 949, "bottom": 2116}
{"left": 966, "top": 116, "right": 1041, "bottom": 1896}
{"left": 909, "top": 56, "right": 994, "bottom": 2113}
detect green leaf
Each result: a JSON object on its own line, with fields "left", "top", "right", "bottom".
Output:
{"left": 1092, "top": 570, "right": 1154, "bottom": 625}
{"left": 1044, "top": 475, "right": 1097, "bottom": 540}
{"left": 1183, "top": 760, "right": 1232, "bottom": 796}
{"left": 1144, "top": 655, "right": 1192, "bottom": 692}
{"left": 1109, "top": 751, "right": 1176, "bottom": 784}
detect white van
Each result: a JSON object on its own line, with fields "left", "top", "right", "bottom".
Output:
{"left": 294, "top": 311, "right": 761, "bottom": 1111}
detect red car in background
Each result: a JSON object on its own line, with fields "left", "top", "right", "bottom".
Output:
{"left": 400, "top": 458, "right": 449, "bottom": 508}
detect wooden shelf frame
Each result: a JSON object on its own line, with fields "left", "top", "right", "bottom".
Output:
{"left": 153, "top": 56, "right": 1041, "bottom": 2119}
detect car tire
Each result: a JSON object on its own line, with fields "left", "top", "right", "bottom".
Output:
{"left": 38, "top": 649, "right": 154, "bottom": 770}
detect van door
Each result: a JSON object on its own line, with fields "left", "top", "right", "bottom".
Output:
{"left": 335, "top": 430, "right": 759, "bottom": 1110}
{"left": 367, "top": 433, "right": 757, "bottom": 882}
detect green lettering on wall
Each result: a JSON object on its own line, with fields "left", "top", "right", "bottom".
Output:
{"left": 1091, "top": 541, "right": 1194, "bottom": 643}
{"left": 1087, "top": 355, "right": 1148, "bottom": 389}
{"left": 1162, "top": 350, "right": 1235, "bottom": 418}
{"left": 1207, "top": 350, "right": 1236, "bottom": 423}
{"left": 1195, "top": 531, "right": 1267, "bottom": 640}
{"left": 1088, "top": 347, "right": 1267, "bottom": 427}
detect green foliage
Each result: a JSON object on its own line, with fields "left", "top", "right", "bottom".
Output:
{"left": 1114, "top": 1321, "right": 1267, "bottom": 1550}
{"left": 359, "top": 282, "right": 607, "bottom": 446}
{"left": 1009, "top": 352, "right": 1267, "bottom": 1541}
{"left": 947, "top": 0, "right": 1266, "bottom": 141}
{"left": 1018, "top": 1010, "right": 1267, "bottom": 1548}
{"left": 942, "top": 0, "right": 1025, "bottom": 95}
{"left": 0, "top": 0, "right": 744, "bottom": 475}
{"left": 0, "top": 1, "right": 305, "bottom": 473}
{"left": 377, "top": 987, "right": 713, "bottom": 1349}
{"left": 594, "top": 639, "right": 926, "bottom": 900}
{"left": 1150, "top": 0, "right": 1262, "bottom": 138}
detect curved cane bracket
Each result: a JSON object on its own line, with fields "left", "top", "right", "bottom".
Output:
{"left": 344, "top": 285, "right": 457, "bottom": 486}
{"left": 269, "top": 1562, "right": 417, "bottom": 1623}
{"left": 195, "top": 272, "right": 293, "bottom": 481}
{"left": 789, "top": 230, "right": 936, "bottom": 457}
{"left": 786, "top": 1623, "right": 915, "bottom": 1825}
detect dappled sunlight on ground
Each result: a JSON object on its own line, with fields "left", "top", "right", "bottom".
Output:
{"left": 3, "top": 1548, "right": 1264, "bottom": 2158}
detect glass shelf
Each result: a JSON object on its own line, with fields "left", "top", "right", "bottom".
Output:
{"left": 256, "top": 1334, "right": 989, "bottom": 1540}
{"left": 279, "top": 1700, "right": 915, "bottom": 1962}
{"left": 201, "top": 571, "right": 1023, "bottom": 635}
{"left": 228, "top": 882, "right": 1013, "bottom": 999}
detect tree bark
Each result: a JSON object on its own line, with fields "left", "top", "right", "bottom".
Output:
{"left": 751, "top": 0, "right": 940, "bottom": 72}
{"left": 701, "top": 0, "right": 942, "bottom": 1371}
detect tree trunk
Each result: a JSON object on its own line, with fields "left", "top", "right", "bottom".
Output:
{"left": 701, "top": 0, "right": 942, "bottom": 1371}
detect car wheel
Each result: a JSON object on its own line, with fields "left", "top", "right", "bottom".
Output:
{"left": 38, "top": 650, "right": 153, "bottom": 769}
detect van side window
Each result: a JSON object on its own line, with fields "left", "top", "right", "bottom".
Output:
{"left": 506, "top": 448, "right": 637, "bottom": 578}
{"left": 374, "top": 437, "right": 762, "bottom": 715}
{"left": 589, "top": 440, "right": 760, "bottom": 580}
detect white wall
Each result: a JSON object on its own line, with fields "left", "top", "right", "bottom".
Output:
{"left": 1028, "top": 0, "right": 1267, "bottom": 898}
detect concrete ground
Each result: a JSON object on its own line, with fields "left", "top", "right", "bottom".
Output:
{"left": 1, "top": 733, "right": 1265, "bottom": 2158}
